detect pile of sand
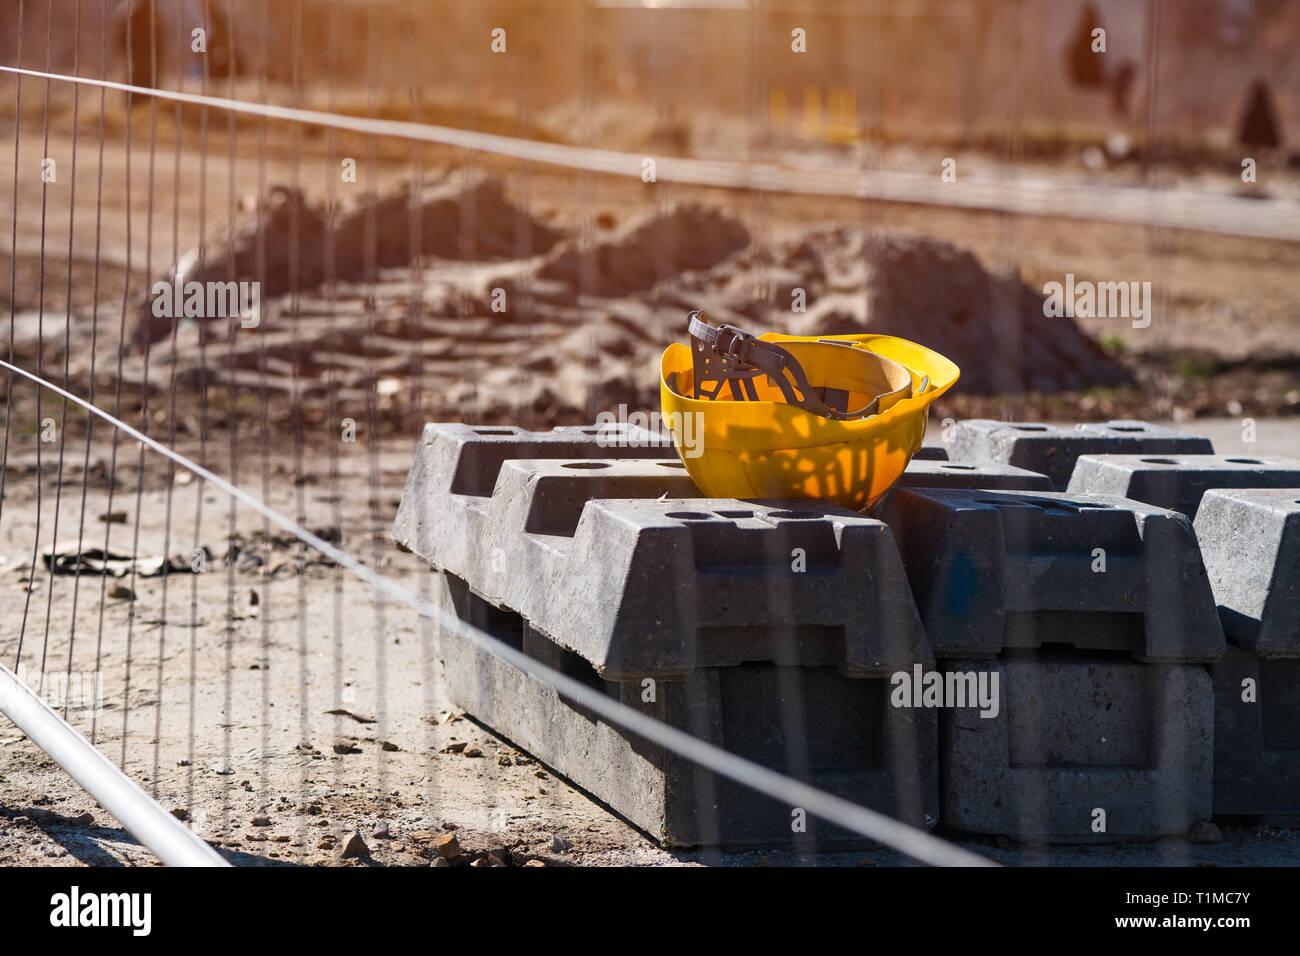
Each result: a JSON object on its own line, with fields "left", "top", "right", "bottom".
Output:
{"left": 120, "top": 174, "right": 1131, "bottom": 419}
{"left": 536, "top": 202, "right": 751, "bottom": 297}
{"left": 129, "top": 171, "right": 562, "bottom": 351}
{"left": 772, "top": 230, "right": 1133, "bottom": 394}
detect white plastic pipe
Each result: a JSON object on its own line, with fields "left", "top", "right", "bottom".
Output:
{"left": 0, "top": 663, "right": 228, "bottom": 867}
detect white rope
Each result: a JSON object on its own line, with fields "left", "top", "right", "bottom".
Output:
{"left": 0, "top": 357, "right": 993, "bottom": 866}
{"left": 2, "top": 64, "right": 1298, "bottom": 242}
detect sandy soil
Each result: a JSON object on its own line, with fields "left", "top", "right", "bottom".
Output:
{"left": 0, "top": 424, "right": 1298, "bottom": 868}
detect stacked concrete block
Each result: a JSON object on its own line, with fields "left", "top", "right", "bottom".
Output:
{"left": 898, "top": 459, "right": 1052, "bottom": 492}
{"left": 950, "top": 419, "right": 1213, "bottom": 490}
{"left": 406, "top": 421, "right": 678, "bottom": 498}
{"left": 912, "top": 444, "right": 950, "bottom": 461}
{"left": 1195, "top": 489, "right": 1300, "bottom": 818}
{"left": 393, "top": 421, "right": 1260, "bottom": 844}
{"left": 394, "top": 425, "right": 932, "bottom": 678}
{"left": 1069, "top": 453, "right": 1300, "bottom": 519}
{"left": 436, "top": 572, "right": 936, "bottom": 847}
{"left": 940, "top": 655, "right": 1213, "bottom": 841}
{"left": 877, "top": 486, "right": 1222, "bottom": 840}
{"left": 877, "top": 487, "right": 1225, "bottom": 663}
{"left": 393, "top": 423, "right": 939, "bottom": 845}
{"left": 1208, "top": 647, "right": 1300, "bottom": 821}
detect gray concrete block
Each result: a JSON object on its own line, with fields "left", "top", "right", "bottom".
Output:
{"left": 1195, "top": 488, "right": 1300, "bottom": 657}
{"left": 898, "top": 459, "right": 1052, "bottom": 492}
{"left": 1068, "top": 453, "right": 1300, "bottom": 520}
{"left": 951, "top": 419, "right": 1214, "bottom": 490}
{"left": 877, "top": 488, "right": 1225, "bottom": 662}
{"left": 1211, "top": 644, "right": 1300, "bottom": 819}
{"left": 433, "top": 571, "right": 938, "bottom": 847}
{"left": 940, "top": 653, "right": 1214, "bottom": 841}
{"left": 400, "top": 421, "right": 678, "bottom": 498}
{"left": 393, "top": 424, "right": 933, "bottom": 678}
{"left": 912, "top": 444, "right": 949, "bottom": 461}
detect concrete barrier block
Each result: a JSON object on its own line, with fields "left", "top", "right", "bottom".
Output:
{"left": 394, "top": 428, "right": 933, "bottom": 678}
{"left": 1068, "top": 454, "right": 1300, "bottom": 519}
{"left": 877, "top": 488, "right": 1225, "bottom": 662}
{"left": 394, "top": 421, "right": 678, "bottom": 500}
{"left": 951, "top": 419, "right": 1214, "bottom": 490}
{"left": 1195, "top": 488, "right": 1300, "bottom": 657}
{"left": 913, "top": 444, "right": 949, "bottom": 461}
{"left": 1210, "top": 645, "right": 1300, "bottom": 819}
{"left": 433, "top": 571, "right": 939, "bottom": 847}
{"left": 898, "top": 459, "right": 1052, "bottom": 492}
{"left": 940, "top": 653, "right": 1214, "bottom": 841}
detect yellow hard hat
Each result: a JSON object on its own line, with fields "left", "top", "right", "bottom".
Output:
{"left": 659, "top": 313, "right": 960, "bottom": 512}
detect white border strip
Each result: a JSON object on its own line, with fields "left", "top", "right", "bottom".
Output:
{"left": 0, "top": 661, "right": 228, "bottom": 866}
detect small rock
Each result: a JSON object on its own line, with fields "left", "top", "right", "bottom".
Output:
{"left": 430, "top": 833, "right": 460, "bottom": 859}
{"left": 245, "top": 832, "right": 268, "bottom": 843}
{"left": 1189, "top": 821, "right": 1223, "bottom": 845}
{"left": 176, "top": 759, "right": 191, "bottom": 767}
{"left": 316, "top": 837, "right": 336, "bottom": 850}
{"left": 381, "top": 740, "right": 400, "bottom": 752}
{"left": 251, "top": 815, "right": 271, "bottom": 827}
{"left": 74, "top": 812, "right": 95, "bottom": 826}
{"left": 272, "top": 835, "right": 291, "bottom": 843}
{"left": 373, "top": 821, "right": 391, "bottom": 839}
{"left": 340, "top": 830, "right": 370, "bottom": 859}
{"left": 524, "top": 859, "right": 546, "bottom": 867}
{"left": 440, "top": 741, "right": 468, "bottom": 754}
{"left": 470, "top": 858, "right": 490, "bottom": 867}
{"left": 463, "top": 746, "right": 483, "bottom": 758}
{"left": 170, "top": 808, "right": 189, "bottom": 821}
{"left": 108, "top": 584, "right": 135, "bottom": 600}
{"left": 99, "top": 511, "right": 127, "bottom": 524}
{"left": 333, "top": 740, "right": 362, "bottom": 755}
{"left": 431, "top": 856, "right": 450, "bottom": 868}
{"left": 550, "top": 835, "right": 574, "bottom": 853}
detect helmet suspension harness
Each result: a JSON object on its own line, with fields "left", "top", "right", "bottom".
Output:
{"left": 687, "top": 311, "right": 924, "bottom": 422}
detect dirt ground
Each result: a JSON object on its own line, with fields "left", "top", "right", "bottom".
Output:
{"left": 0, "top": 419, "right": 1298, "bottom": 868}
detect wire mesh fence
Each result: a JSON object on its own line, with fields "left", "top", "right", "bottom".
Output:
{"left": 1, "top": 0, "right": 1297, "bottom": 868}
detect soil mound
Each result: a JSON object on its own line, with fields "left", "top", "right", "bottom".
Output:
{"left": 130, "top": 171, "right": 562, "bottom": 351}
{"left": 779, "top": 231, "right": 1132, "bottom": 394}
{"left": 537, "top": 202, "right": 751, "bottom": 297}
